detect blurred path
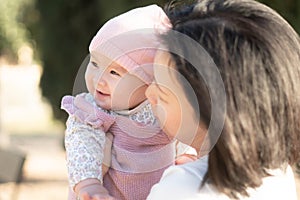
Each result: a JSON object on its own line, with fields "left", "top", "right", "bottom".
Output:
{"left": 0, "top": 134, "right": 68, "bottom": 200}
{"left": 0, "top": 134, "right": 299, "bottom": 200}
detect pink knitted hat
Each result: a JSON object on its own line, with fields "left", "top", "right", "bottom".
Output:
{"left": 89, "top": 5, "right": 171, "bottom": 84}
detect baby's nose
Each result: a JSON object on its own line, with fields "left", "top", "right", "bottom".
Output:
{"left": 94, "top": 72, "right": 106, "bottom": 88}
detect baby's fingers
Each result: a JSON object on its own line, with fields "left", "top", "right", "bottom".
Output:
{"left": 92, "top": 194, "right": 115, "bottom": 200}
{"left": 79, "top": 192, "right": 92, "bottom": 200}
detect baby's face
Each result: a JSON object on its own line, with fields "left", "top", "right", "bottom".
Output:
{"left": 85, "top": 54, "right": 148, "bottom": 110}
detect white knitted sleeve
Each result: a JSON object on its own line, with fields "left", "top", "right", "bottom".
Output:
{"left": 64, "top": 115, "right": 106, "bottom": 189}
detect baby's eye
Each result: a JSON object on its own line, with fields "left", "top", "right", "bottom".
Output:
{"left": 110, "top": 70, "right": 120, "bottom": 76}
{"left": 91, "top": 61, "right": 99, "bottom": 68}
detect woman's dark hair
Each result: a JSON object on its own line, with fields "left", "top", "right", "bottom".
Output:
{"left": 162, "top": 0, "right": 300, "bottom": 198}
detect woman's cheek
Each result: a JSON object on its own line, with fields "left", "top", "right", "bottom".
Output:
{"left": 151, "top": 102, "right": 167, "bottom": 128}
{"left": 159, "top": 102, "right": 181, "bottom": 139}
{"left": 145, "top": 84, "right": 158, "bottom": 106}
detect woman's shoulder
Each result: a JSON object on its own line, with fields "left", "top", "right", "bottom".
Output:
{"left": 242, "top": 165, "right": 298, "bottom": 200}
{"left": 148, "top": 157, "right": 298, "bottom": 200}
{"left": 147, "top": 156, "right": 219, "bottom": 200}
{"left": 172, "top": 155, "right": 209, "bottom": 177}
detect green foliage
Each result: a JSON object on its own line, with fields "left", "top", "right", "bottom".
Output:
{"left": 97, "top": 0, "right": 169, "bottom": 23}
{"left": 0, "top": 0, "right": 33, "bottom": 62}
{"left": 23, "top": 0, "right": 104, "bottom": 122}
{"left": 259, "top": 0, "right": 300, "bottom": 33}
{"left": 19, "top": 0, "right": 300, "bottom": 124}
{"left": 1, "top": 0, "right": 299, "bottom": 124}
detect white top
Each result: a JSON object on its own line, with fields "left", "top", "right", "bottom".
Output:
{"left": 147, "top": 156, "right": 298, "bottom": 200}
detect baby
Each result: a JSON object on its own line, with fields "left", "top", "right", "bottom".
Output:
{"left": 61, "top": 5, "right": 195, "bottom": 200}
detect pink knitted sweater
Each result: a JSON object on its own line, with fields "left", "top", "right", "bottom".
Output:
{"left": 62, "top": 94, "right": 175, "bottom": 200}
{"left": 104, "top": 114, "right": 175, "bottom": 200}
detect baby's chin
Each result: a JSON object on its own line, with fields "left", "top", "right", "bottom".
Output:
{"left": 95, "top": 101, "right": 128, "bottom": 111}
{"left": 94, "top": 99, "right": 112, "bottom": 111}
{"left": 94, "top": 97, "right": 141, "bottom": 111}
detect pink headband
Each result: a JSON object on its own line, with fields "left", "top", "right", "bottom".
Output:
{"left": 89, "top": 4, "right": 171, "bottom": 84}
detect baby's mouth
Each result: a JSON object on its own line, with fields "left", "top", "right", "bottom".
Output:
{"left": 97, "top": 90, "right": 110, "bottom": 96}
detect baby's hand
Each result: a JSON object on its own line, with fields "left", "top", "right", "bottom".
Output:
{"left": 79, "top": 192, "right": 91, "bottom": 200}
{"left": 75, "top": 179, "right": 113, "bottom": 200}
{"left": 79, "top": 192, "right": 115, "bottom": 200}
{"left": 175, "top": 154, "right": 197, "bottom": 165}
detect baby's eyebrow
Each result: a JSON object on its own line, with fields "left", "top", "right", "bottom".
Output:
{"left": 90, "top": 53, "right": 112, "bottom": 65}
{"left": 110, "top": 63, "right": 128, "bottom": 73}
{"left": 90, "top": 54, "right": 128, "bottom": 73}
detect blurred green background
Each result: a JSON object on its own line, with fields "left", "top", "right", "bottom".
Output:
{"left": 0, "top": 0, "right": 300, "bottom": 124}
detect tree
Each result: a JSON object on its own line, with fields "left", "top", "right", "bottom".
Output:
{"left": 259, "top": 0, "right": 300, "bottom": 33}
{"left": 24, "top": 0, "right": 104, "bottom": 122}
{"left": 0, "top": 0, "right": 33, "bottom": 62}
{"left": 22, "top": 0, "right": 299, "bottom": 124}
